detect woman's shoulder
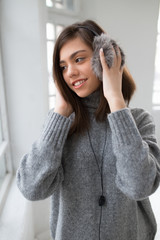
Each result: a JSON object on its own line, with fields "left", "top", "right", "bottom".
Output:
{"left": 130, "top": 107, "right": 153, "bottom": 119}
{"left": 129, "top": 107, "right": 155, "bottom": 128}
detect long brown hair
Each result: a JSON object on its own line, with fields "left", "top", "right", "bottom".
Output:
{"left": 53, "top": 20, "right": 136, "bottom": 135}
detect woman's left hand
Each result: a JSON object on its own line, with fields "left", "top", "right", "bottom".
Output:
{"left": 99, "top": 47, "right": 126, "bottom": 112}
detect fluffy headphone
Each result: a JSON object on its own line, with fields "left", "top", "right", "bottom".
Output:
{"left": 91, "top": 33, "right": 125, "bottom": 81}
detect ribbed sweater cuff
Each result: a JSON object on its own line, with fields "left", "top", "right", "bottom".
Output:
{"left": 108, "top": 108, "right": 142, "bottom": 145}
{"left": 40, "top": 111, "right": 72, "bottom": 147}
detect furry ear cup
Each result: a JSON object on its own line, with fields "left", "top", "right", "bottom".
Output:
{"left": 91, "top": 33, "right": 125, "bottom": 81}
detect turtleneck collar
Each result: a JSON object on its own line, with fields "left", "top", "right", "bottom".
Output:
{"left": 80, "top": 88, "right": 101, "bottom": 109}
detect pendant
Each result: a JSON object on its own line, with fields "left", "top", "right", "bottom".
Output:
{"left": 99, "top": 195, "right": 106, "bottom": 206}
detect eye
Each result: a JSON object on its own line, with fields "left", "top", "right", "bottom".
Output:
{"left": 60, "top": 65, "right": 67, "bottom": 71}
{"left": 75, "top": 57, "right": 85, "bottom": 63}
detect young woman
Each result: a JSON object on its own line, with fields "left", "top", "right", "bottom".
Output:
{"left": 17, "top": 20, "right": 160, "bottom": 240}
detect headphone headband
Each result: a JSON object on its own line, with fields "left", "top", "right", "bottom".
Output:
{"left": 76, "top": 26, "right": 99, "bottom": 36}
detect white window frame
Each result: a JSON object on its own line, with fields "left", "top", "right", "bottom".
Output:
{"left": 45, "top": 0, "right": 81, "bottom": 109}
{"left": 46, "top": 0, "right": 80, "bottom": 17}
{"left": 0, "top": 45, "right": 13, "bottom": 214}
{"left": 152, "top": 7, "right": 160, "bottom": 110}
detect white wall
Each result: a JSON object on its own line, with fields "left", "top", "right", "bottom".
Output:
{"left": 0, "top": 0, "right": 49, "bottom": 172}
{"left": 81, "top": 0, "right": 159, "bottom": 113}
{"left": 80, "top": 0, "right": 160, "bottom": 147}
{"left": 0, "top": 0, "right": 50, "bottom": 238}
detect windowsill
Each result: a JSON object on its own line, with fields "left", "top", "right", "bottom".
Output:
{"left": 0, "top": 176, "right": 34, "bottom": 240}
{"left": 152, "top": 106, "right": 160, "bottom": 110}
{"left": 150, "top": 187, "right": 160, "bottom": 240}
{"left": 0, "top": 173, "right": 13, "bottom": 214}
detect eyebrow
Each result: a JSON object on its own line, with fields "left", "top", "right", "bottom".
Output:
{"left": 59, "top": 50, "right": 87, "bottom": 64}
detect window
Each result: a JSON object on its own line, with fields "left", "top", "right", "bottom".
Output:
{"left": 152, "top": 8, "right": 160, "bottom": 110}
{"left": 46, "top": 0, "right": 75, "bottom": 12}
{"left": 0, "top": 120, "right": 6, "bottom": 188}
{"left": 0, "top": 46, "right": 13, "bottom": 213}
{"left": 45, "top": 0, "right": 80, "bottom": 109}
{"left": 46, "top": 23, "right": 64, "bottom": 109}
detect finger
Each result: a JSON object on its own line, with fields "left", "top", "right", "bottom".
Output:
{"left": 99, "top": 48, "right": 109, "bottom": 71}
{"left": 111, "top": 46, "right": 117, "bottom": 66}
{"left": 117, "top": 47, "right": 122, "bottom": 68}
{"left": 120, "top": 64, "right": 124, "bottom": 74}
{"left": 113, "top": 46, "right": 122, "bottom": 69}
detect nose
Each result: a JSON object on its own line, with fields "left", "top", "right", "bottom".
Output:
{"left": 67, "top": 64, "right": 78, "bottom": 78}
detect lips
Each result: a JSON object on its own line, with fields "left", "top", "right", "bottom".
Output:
{"left": 72, "top": 79, "right": 87, "bottom": 89}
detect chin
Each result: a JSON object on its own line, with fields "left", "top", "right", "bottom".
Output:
{"left": 76, "top": 93, "right": 89, "bottom": 98}
{"left": 75, "top": 90, "right": 95, "bottom": 98}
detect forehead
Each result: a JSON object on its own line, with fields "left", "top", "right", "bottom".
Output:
{"left": 60, "top": 37, "right": 92, "bottom": 60}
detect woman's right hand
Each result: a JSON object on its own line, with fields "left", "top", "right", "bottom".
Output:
{"left": 54, "top": 84, "right": 73, "bottom": 117}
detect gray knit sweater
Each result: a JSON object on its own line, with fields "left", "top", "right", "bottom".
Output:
{"left": 16, "top": 90, "right": 160, "bottom": 240}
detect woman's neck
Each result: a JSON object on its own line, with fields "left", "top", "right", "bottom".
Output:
{"left": 81, "top": 88, "right": 101, "bottom": 109}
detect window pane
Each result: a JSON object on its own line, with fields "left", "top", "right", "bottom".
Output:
{"left": 153, "top": 92, "right": 160, "bottom": 104}
{"left": 56, "top": 25, "right": 64, "bottom": 38}
{"left": 153, "top": 78, "right": 160, "bottom": 91}
{"left": 153, "top": 21, "right": 160, "bottom": 106}
{"left": 46, "top": 0, "right": 53, "bottom": 7}
{"left": 49, "top": 77, "right": 56, "bottom": 96}
{"left": 66, "top": 0, "right": 74, "bottom": 11}
{"left": 47, "top": 41, "right": 54, "bottom": 73}
{"left": 55, "top": 2, "right": 64, "bottom": 9}
{"left": 49, "top": 96, "right": 56, "bottom": 109}
{"left": 155, "top": 35, "right": 160, "bottom": 73}
{"left": 158, "top": 11, "right": 160, "bottom": 33}
{"left": 153, "top": 35, "right": 160, "bottom": 105}
{"left": 46, "top": 0, "right": 74, "bottom": 11}
{"left": 46, "top": 23, "right": 55, "bottom": 41}
{"left": 0, "top": 118, "right": 3, "bottom": 145}
{"left": 0, "top": 155, "right": 6, "bottom": 188}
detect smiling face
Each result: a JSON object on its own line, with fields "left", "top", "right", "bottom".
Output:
{"left": 59, "top": 37, "right": 101, "bottom": 98}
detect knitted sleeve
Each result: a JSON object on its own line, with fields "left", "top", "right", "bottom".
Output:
{"left": 107, "top": 108, "right": 160, "bottom": 200}
{"left": 16, "top": 110, "right": 72, "bottom": 201}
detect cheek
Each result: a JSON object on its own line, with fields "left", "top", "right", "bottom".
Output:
{"left": 62, "top": 73, "right": 68, "bottom": 84}
{"left": 89, "top": 68, "right": 97, "bottom": 80}
{"left": 84, "top": 62, "right": 94, "bottom": 76}
{"left": 63, "top": 75, "right": 72, "bottom": 90}
{"left": 91, "top": 72, "right": 100, "bottom": 86}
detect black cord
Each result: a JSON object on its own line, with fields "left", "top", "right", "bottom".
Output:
{"left": 87, "top": 130, "right": 106, "bottom": 194}
{"left": 87, "top": 131, "right": 101, "bottom": 174}
{"left": 99, "top": 206, "right": 102, "bottom": 240}
{"left": 87, "top": 130, "right": 107, "bottom": 240}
